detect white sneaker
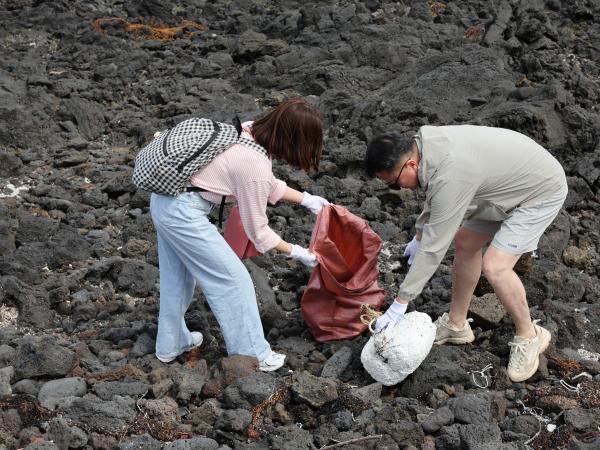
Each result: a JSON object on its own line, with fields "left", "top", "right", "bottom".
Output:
{"left": 507, "top": 321, "right": 551, "bottom": 382}
{"left": 434, "top": 313, "right": 475, "bottom": 345}
{"left": 259, "top": 351, "right": 286, "bottom": 372}
{"left": 156, "top": 331, "right": 203, "bottom": 363}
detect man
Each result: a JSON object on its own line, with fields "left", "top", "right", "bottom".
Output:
{"left": 364, "top": 125, "right": 568, "bottom": 382}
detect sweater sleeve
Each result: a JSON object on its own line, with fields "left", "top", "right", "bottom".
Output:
{"left": 398, "top": 178, "right": 477, "bottom": 301}
{"left": 234, "top": 179, "right": 283, "bottom": 253}
{"left": 268, "top": 178, "right": 287, "bottom": 205}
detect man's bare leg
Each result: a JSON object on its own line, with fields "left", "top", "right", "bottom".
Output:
{"left": 482, "top": 246, "right": 535, "bottom": 339}
{"left": 449, "top": 227, "right": 493, "bottom": 328}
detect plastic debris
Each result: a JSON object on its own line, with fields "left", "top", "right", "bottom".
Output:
{"left": 361, "top": 311, "right": 436, "bottom": 386}
{"left": 469, "top": 363, "right": 494, "bottom": 389}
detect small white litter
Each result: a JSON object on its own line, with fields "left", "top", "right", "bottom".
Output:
{"left": 469, "top": 363, "right": 495, "bottom": 389}
{"left": 0, "top": 183, "right": 29, "bottom": 198}
{"left": 0, "top": 305, "right": 18, "bottom": 327}
{"left": 360, "top": 311, "right": 436, "bottom": 386}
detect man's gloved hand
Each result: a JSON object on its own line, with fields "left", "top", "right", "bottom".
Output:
{"left": 375, "top": 299, "right": 408, "bottom": 333}
{"left": 289, "top": 244, "right": 318, "bottom": 268}
{"left": 301, "top": 192, "right": 330, "bottom": 215}
{"left": 403, "top": 236, "right": 421, "bottom": 265}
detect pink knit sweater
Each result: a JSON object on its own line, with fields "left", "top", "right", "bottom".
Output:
{"left": 189, "top": 123, "right": 287, "bottom": 252}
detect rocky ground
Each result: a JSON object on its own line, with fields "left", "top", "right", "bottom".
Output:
{"left": 1, "top": 0, "right": 600, "bottom": 449}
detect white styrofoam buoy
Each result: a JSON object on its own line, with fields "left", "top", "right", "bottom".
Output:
{"left": 361, "top": 311, "right": 436, "bottom": 386}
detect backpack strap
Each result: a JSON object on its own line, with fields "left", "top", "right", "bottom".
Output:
{"left": 161, "top": 129, "right": 172, "bottom": 156}
{"left": 233, "top": 116, "right": 243, "bottom": 136}
{"left": 184, "top": 186, "right": 226, "bottom": 229}
{"left": 181, "top": 117, "right": 244, "bottom": 228}
{"left": 217, "top": 196, "right": 226, "bottom": 229}
{"left": 217, "top": 114, "right": 244, "bottom": 228}
{"left": 178, "top": 117, "right": 243, "bottom": 229}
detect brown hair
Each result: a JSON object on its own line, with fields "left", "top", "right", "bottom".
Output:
{"left": 251, "top": 98, "right": 323, "bottom": 171}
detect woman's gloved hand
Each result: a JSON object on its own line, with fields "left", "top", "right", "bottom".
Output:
{"left": 289, "top": 244, "right": 318, "bottom": 268}
{"left": 301, "top": 192, "right": 330, "bottom": 215}
{"left": 375, "top": 299, "right": 408, "bottom": 332}
{"left": 403, "top": 236, "right": 421, "bottom": 265}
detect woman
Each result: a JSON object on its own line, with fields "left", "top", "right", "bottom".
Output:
{"left": 149, "top": 98, "right": 328, "bottom": 371}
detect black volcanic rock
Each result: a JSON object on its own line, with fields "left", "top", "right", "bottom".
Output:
{"left": 0, "top": 0, "right": 599, "bottom": 447}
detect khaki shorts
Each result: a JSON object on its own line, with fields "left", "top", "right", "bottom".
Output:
{"left": 462, "top": 186, "right": 568, "bottom": 255}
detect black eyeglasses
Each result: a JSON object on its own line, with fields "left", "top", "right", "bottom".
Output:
{"left": 385, "top": 159, "right": 411, "bottom": 190}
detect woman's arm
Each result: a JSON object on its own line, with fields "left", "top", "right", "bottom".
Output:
{"left": 274, "top": 239, "right": 293, "bottom": 255}
{"left": 279, "top": 186, "right": 304, "bottom": 204}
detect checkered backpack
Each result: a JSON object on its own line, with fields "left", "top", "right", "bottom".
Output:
{"left": 132, "top": 117, "right": 267, "bottom": 195}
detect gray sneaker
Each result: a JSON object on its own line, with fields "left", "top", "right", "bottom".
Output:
{"left": 434, "top": 312, "right": 475, "bottom": 345}
{"left": 507, "top": 321, "right": 551, "bottom": 382}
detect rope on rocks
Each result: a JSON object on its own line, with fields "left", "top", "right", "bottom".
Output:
{"left": 360, "top": 304, "right": 383, "bottom": 336}
{"left": 524, "top": 421, "right": 542, "bottom": 449}
{"left": 136, "top": 390, "right": 149, "bottom": 413}
{"left": 559, "top": 379, "right": 581, "bottom": 393}
{"left": 517, "top": 399, "right": 551, "bottom": 424}
{"left": 517, "top": 399, "right": 553, "bottom": 449}
{"left": 469, "top": 363, "right": 494, "bottom": 389}
{"left": 318, "top": 434, "right": 383, "bottom": 450}
{"left": 360, "top": 304, "right": 382, "bottom": 326}
{"left": 549, "top": 373, "right": 587, "bottom": 393}
{"left": 571, "top": 371, "right": 593, "bottom": 381}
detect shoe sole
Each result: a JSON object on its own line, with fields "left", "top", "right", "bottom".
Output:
{"left": 258, "top": 363, "right": 284, "bottom": 372}
{"left": 156, "top": 333, "right": 203, "bottom": 363}
{"left": 434, "top": 332, "right": 475, "bottom": 345}
{"left": 508, "top": 328, "right": 551, "bottom": 383}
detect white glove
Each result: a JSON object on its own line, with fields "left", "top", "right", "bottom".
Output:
{"left": 403, "top": 236, "right": 421, "bottom": 265}
{"left": 289, "top": 244, "right": 318, "bottom": 268}
{"left": 375, "top": 300, "right": 408, "bottom": 333}
{"left": 301, "top": 192, "right": 330, "bottom": 215}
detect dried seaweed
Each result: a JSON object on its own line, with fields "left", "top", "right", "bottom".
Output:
{"left": 83, "top": 363, "right": 147, "bottom": 384}
{"left": 464, "top": 25, "right": 484, "bottom": 41}
{"left": 92, "top": 17, "right": 207, "bottom": 41}
{"left": 126, "top": 414, "right": 192, "bottom": 441}
{"left": 246, "top": 381, "right": 292, "bottom": 439}
{"left": 529, "top": 425, "right": 575, "bottom": 450}
{"left": 0, "top": 394, "right": 55, "bottom": 428}
{"left": 428, "top": 1, "right": 447, "bottom": 17}
{"left": 546, "top": 355, "right": 585, "bottom": 379}
{"left": 534, "top": 380, "right": 600, "bottom": 409}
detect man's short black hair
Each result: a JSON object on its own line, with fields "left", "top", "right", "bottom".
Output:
{"left": 364, "top": 133, "right": 413, "bottom": 177}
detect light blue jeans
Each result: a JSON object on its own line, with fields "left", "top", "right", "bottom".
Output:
{"left": 150, "top": 192, "right": 272, "bottom": 362}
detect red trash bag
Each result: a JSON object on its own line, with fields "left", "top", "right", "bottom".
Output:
{"left": 223, "top": 206, "right": 261, "bottom": 259}
{"left": 301, "top": 204, "right": 385, "bottom": 342}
